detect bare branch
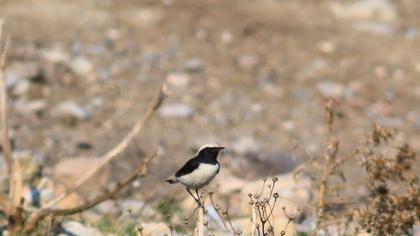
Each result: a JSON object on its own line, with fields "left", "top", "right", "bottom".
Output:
{"left": 0, "top": 19, "right": 13, "bottom": 181}
{"left": 24, "top": 151, "right": 158, "bottom": 232}
{"left": 43, "top": 85, "right": 168, "bottom": 208}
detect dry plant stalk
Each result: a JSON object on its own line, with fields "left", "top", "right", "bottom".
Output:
{"left": 315, "top": 100, "right": 341, "bottom": 234}
{"left": 197, "top": 204, "right": 205, "bottom": 236}
{"left": 250, "top": 200, "right": 257, "bottom": 236}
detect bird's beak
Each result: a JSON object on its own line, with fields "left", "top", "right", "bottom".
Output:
{"left": 214, "top": 146, "right": 225, "bottom": 151}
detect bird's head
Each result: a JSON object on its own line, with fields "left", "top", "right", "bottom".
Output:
{"left": 195, "top": 143, "right": 225, "bottom": 160}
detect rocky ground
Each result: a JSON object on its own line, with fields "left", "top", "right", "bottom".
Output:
{"left": 0, "top": 0, "right": 420, "bottom": 235}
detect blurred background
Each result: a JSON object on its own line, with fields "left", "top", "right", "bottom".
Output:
{"left": 0, "top": 0, "right": 419, "bottom": 234}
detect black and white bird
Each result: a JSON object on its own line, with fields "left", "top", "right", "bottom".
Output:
{"left": 166, "top": 144, "right": 225, "bottom": 204}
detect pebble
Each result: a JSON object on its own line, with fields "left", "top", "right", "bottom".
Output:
{"left": 70, "top": 56, "right": 94, "bottom": 78}
{"left": 221, "top": 30, "right": 234, "bottom": 44}
{"left": 184, "top": 58, "right": 204, "bottom": 73}
{"left": 281, "top": 120, "right": 296, "bottom": 131}
{"left": 195, "top": 29, "right": 208, "bottom": 40}
{"left": 317, "top": 81, "right": 352, "bottom": 98}
{"left": 317, "top": 41, "right": 336, "bottom": 53}
{"left": 54, "top": 101, "right": 91, "bottom": 121}
{"left": 166, "top": 72, "right": 191, "bottom": 88}
{"left": 159, "top": 103, "right": 194, "bottom": 118}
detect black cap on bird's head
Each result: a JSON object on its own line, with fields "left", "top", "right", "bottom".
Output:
{"left": 195, "top": 144, "right": 225, "bottom": 161}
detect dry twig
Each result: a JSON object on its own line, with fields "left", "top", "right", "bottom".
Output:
{"left": 24, "top": 151, "right": 158, "bottom": 232}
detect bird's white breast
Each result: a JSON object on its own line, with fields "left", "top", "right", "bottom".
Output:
{"left": 177, "top": 163, "right": 219, "bottom": 189}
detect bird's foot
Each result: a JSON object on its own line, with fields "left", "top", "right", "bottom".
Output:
{"left": 195, "top": 198, "right": 203, "bottom": 208}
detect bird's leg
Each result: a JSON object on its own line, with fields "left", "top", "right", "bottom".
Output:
{"left": 187, "top": 188, "right": 201, "bottom": 206}
{"left": 195, "top": 189, "right": 202, "bottom": 205}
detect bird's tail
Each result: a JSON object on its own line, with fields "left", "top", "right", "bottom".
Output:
{"left": 166, "top": 177, "right": 178, "bottom": 184}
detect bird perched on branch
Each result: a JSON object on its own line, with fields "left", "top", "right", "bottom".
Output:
{"left": 167, "top": 144, "right": 225, "bottom": 205}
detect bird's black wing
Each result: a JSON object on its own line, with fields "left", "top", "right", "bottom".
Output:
{"left": 175, "top": 158, "right": 200, "bottom": 177}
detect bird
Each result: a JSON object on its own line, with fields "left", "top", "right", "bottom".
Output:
{"left": 166, "top": 144, "right": 225, "bottom": 205}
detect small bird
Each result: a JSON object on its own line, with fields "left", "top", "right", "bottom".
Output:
{"left": 167, "top": 144, "right": 225, "bottom": 205}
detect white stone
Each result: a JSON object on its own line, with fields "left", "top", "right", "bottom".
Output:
{"left": 71, "top": 56, "right": 94, "bottom": 77}
{"left": 54, "top": 101, "right": 90, "bottom": 120}
{"left": 317, "top": 81, "right": 351, "bottom": 98}
{"left": 159, "top": 103, "right": 194, "bottom": 118}
{"left": 166, "top": 72, "right": 191, "bottom": 88}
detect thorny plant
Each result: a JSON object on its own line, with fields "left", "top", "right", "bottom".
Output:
{"left": 355, "top": 124, "right": 420, "bottom": 235}
{"left": 248, "top": 177, "right": 298, "bottom": 236}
